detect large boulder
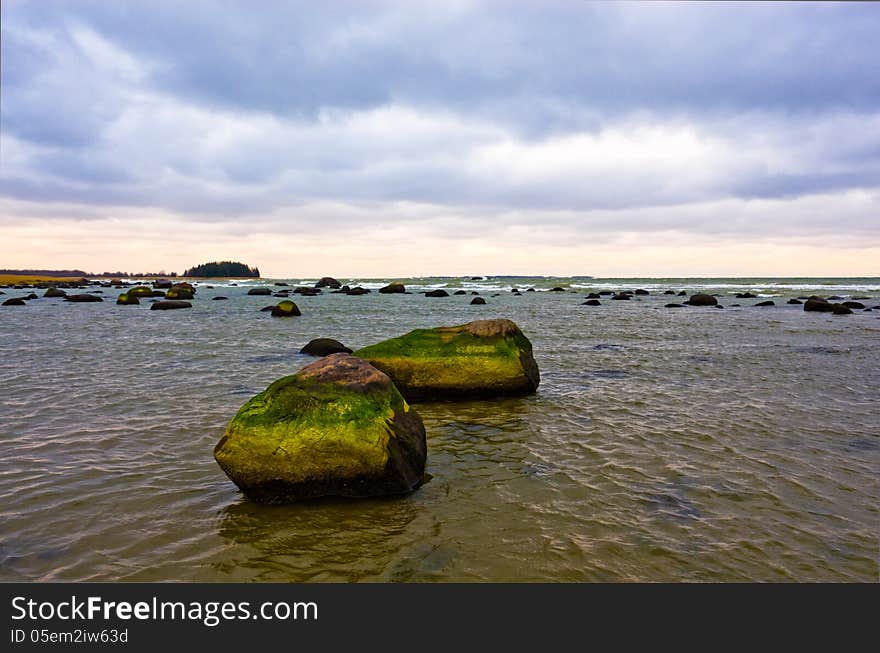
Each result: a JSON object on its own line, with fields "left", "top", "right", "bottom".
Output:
{"left": 355, "top": 318, "right": 540, "bottom": 401}
{"left": 150, "top": 300, "right": 192, "bottom": 310}
{"left": 315, "top": 276, "right": 341, "bottom": 289}
{"left": 43, "top": 288, "right": 67, "bottom": 298}
{"left": 686, "top": 293, "right": 718, "bottom": 306}
{"left": 378, "top": 282, "right": 405, "bottom": 294}
{"left": 214, "top": 353, "right": 427, "bottom": 503}
{"left": 300, "top": 338, "right": 353, "bottom": 356}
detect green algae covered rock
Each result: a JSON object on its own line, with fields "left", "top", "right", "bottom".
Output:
{"left": 127, "top": 286, "right": 155, "bottom": 297}
{"left": 270, "top": 299, "right": 301, "bottom": 317}
{"left": 166, "top": 285, "right": 194, "bottom": 300}
{"left": 355, "top": 318, "right": 540, "bottom": 401}
{"left": 116, "top": 292, "right": 140, "bottom": 305}
{"left": 214, "top": 353, "right": 426, "bottom": 503}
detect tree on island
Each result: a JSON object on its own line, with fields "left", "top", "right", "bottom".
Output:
{"left": 182, "top": 261, "right": 260, "bottom": 278}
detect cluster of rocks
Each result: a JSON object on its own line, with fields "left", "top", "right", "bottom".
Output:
{"left": 214, "top": 319, "right": 540, "bottom": 503}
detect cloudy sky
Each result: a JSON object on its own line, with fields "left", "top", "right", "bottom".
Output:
{"left": 1, "top": 1, "right": 878, "bottom": 277}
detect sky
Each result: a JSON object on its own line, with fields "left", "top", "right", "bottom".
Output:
{"left": 1, "top": 0, "right": 878, "bottom": 277}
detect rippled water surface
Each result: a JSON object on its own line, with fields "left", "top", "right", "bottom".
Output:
{"left": 1, "top": 277, "right": 878, "bottom": 581}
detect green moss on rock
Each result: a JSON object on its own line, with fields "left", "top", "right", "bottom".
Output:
{"left": 355, "top": 318, "right": 540, "bottom": 401}
{"left": 214, "top": 353, "right": 426, "bottom": 503}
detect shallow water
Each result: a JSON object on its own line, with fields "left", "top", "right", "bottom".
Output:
{"left": 1, "top": 277, "right": 878, "bottom": 581}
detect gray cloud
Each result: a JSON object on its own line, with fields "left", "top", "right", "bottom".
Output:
{"left": 1, "top": 0, "right": 879, "bottom": 242}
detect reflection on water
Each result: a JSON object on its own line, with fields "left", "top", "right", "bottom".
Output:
{"left": 1, "top": 278, "right": 878, "bottom": 581}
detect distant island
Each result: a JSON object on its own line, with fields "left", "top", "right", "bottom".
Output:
{"left": 182, "top": 261, "right": 260, "bottom": 278}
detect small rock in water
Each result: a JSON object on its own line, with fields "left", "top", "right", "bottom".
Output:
{"left": 804, "top": 298, "right": 834, "bottom": 312}
{"left": 2, "top": 297, "right": 26, "bottom": 306}
{"left": 470, "top": 297, "right": 486, "bottom": 305}
{"left": 664, "top": 303, "right": 685, "bottom": 308}
{"left": 454, "top": 290, "right": 467, "bottom": 295}
{"left": 787, "top": 298, "right": 803, "bottom": 304}
{"left": 212, "top": 296, "right": 229, "bottom": 301}
{"left": 150, "top": 300, "right": 192, "bottom": 310}
{"left": 64, "top": 294, "right": 103, "bottom": 302}
{"left": 248, "top": 287, "right": 272, "bottom": 296}
{"left": 300, "top": 338, "right": 352, "bottom": 356}
{"left": 270, "top": 300, "right": 301, "bottom": 317}
{"left": 582, "top": 299, "right": 601, "bottom": 306}
{"left": 832, "top": 304, "right": 853, "bottom": 315}
{"left": 425, "top": 289, "right": 450, "bottom": 297}
{"left": 611, "top": 293, "right": 630, "bottom": 300}
{"left": 379, "top": 282, "right": 405, "bottom": 294}
{"left": 754, "top": 300, "right": 775, "bottom": 307}
{"left": 634, "top": 289, "right": 649, "bottom": 295}
{"left": 685, "top": 293, "right": 717, "bottom": 306}
{"left": 315, "top": 277, "right": 341, "bottom": 289}
{"left": 842, "top": 301, "right": 865, "bottom": 310}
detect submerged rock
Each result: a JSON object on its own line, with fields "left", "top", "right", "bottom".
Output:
{"left": 754, "top": 300, "right": 775, "bottom": 307}
{"left": 64, "top": 294, "right": 103, "bottom": 302}
{"left": 315, "top": 276, "right": 341, "bottom": 289}
{"left": 736, "top": 292, "right": 757, "bottom": 298}
{"left": 116, "top": 293, "right": 140, "bottom": 305}
{"left": 379, "top": 282, "right": 406, "bottom": 294}
{"left": 270, "top": 300, "right": 301, "bottom": 317}
{"left": 214, "top": 353, "right": 427, "bottom": 503}
{"left": 300, "top": 338, "right": 352, "bottom": 356}
{"left": 664, "top": 303, "right": 686, "bottom": 308}
{"left": 212, "top": 296, "right": 229, "bottom": 301}
{"left": 582, "top": 299, "right": 601, "bottom": 306}
{"left": 586, "top": 292, "right": 601, "bottom": 299}
{"left": 685, "top": 293, "right": 717, "bottom": 306}
{"left": 787, "top": 298, "right": 803, "bottom": 304}
{"left": 634, "top": 289, "right": 649, "bottom": 295}
{"left": 150, "top": 300, "right": 192, "bottom": 310}
{"left": 2, "top": 297, "right": 26, "bottom": 306}
{"left": 355, "top": 318, "right": 540, "bottom": 401}
{"left": 346, "top": 287, "right": 370, "bottom": 295}
{"left": 611, "top": 293, "right": 630, "bottom": 300}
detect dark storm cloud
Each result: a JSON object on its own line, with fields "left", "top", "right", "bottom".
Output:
{"left": 1, "top": 0, "right": 879, "bottom": 235}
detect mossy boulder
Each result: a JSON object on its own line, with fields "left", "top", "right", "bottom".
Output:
{"left": 270, "top": 300, "right": 301, "bottom": 317}
{"left": 116, "top": 293, "right": 140, "bottom": 305}
{"left": 166, "top": 285, "right": 194, "bottom": 300}
{"left": 127, "top": 286, "right": 155, "bottom": 297}
{"left": 379, "top": 282, "right": 406, "bottom": 294}
{"left": 355, "top": 318, "right": 540, "bottom": 401}
{"left": 214, "top": 353, "right": 427, "bottom": 503}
